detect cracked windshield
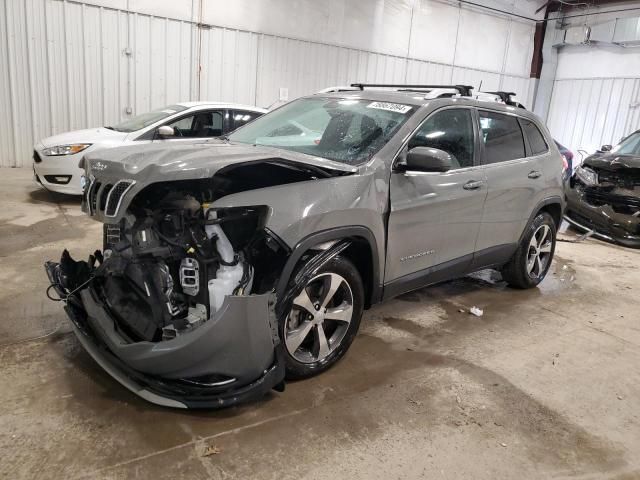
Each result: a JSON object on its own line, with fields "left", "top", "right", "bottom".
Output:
{"left": 228, "top": 97, "right": 415, "bottom": 165}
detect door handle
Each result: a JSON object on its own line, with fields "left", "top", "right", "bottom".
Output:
{"left": 463, "top": 180, "right": 483, "bottom": 190}
{"left": 528, "top": 170, "right": 542, "bottom": 179}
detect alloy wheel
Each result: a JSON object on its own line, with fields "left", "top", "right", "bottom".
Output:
{"left": 284, "top": 272, "right": 354, "bottom": 364}
{"left": 527, "top": 224, "right": 553, "bottom": 278}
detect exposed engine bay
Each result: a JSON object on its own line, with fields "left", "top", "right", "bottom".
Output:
{"left": 50, "top": 189, "right": 289, "bottom": 344}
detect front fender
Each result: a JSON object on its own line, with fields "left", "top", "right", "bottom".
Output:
{"left": 212, "top": 173, "right": 386, "bottom": 290}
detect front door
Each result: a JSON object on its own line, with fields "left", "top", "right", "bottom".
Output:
{"left": 385, "top": 107, "right": 487, "bottom": 296}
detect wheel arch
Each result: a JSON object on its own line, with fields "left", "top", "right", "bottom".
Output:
{"left": 520, "top": 197, "right": 563, "bottom": 244}
{"left": 275, "top": 226, "right": 381, "bottom": 310}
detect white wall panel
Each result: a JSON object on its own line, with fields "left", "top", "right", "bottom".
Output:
{"left": 409, "top": 1, "right": 459, "bottom": 65}
{"left": 544, "top": 2, "right": 640, "bottom": 153}
{"left": 556, "top": 45, "right": 640, "bottom": 80}
{"left": 4, "top": 0, "right": 33, "bottom": 167}
{"left": 455, "top": 9, "right": 509, "bottom": 73}
{"left": 547, "top": 77, "right": 640, "bottom": 154}
{"left": 0, "top": 0, "right": 15, "bottom": 164}
{"left": 25, "top": 0, "right": 52, "bottom": 144}
{"left": 200, "top": 28, "right": 258, "bottom": 105}
{"left": 44, "top": 0, "right": 70, "bottom": 134}
{"left": 405, "top": 59, "right": 453, "bottom": 84}
{"left": 504, "top": 21, "right": 534, "bottom": 76}
{"left": 65, "top": 1, "right": 89, "bottom": 130}
{"left": 100, "top": 8, "right": 128, "bottom": 127}
{"left": 0, "top": 0, "right": 536, "bottom": 167}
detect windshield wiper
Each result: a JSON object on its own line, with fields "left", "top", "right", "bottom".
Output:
{"left": 104, "top": 126, "right": 117, "bottom": 131}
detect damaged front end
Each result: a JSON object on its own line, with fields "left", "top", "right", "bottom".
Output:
{"left": 45, "top": 186, "right": 291, "bottom": 408}
{"left": 565, "top": 157, "right": 640, "bottom": 248}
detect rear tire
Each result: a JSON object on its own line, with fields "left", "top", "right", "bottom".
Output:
{"left": 502, "top": 212, "right": 556, "bottom": 289}
{"left": 280, "top": 256, "right": 364, "bottom": 380}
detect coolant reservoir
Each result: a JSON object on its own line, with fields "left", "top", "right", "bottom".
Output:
{"left": 208, "top": 263, "right": 244, "bottom": 312}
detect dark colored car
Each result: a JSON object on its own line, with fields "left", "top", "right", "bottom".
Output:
{"left": 564, "top": 130, "right": 640, "bottom": 248}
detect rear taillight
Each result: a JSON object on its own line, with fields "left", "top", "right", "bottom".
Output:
{"left": 561, "top": 155, "right": 569, "bottom": 172}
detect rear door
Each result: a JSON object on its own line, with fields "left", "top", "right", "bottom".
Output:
{"left": 385, "top": 107, "right": 487, "bottom": 291}
{"left": 474, "top": 110, "right": 547, "bottom": 259}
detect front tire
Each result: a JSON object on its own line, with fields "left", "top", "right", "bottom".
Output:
{"left": 502, "top": 212, "right": 557, "bottom": 289}
{"left": 280, "top": 256, "right": 364, "bottom": 379}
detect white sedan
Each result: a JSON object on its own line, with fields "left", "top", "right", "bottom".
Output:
{"left": 33, "top": 102, "right": 266, "bottom": 195}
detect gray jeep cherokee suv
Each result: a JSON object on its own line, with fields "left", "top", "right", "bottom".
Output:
{"left": 45, "top": 84, "right": 564, "bottom": 408}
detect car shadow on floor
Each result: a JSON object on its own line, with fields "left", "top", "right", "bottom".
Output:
{"left": 27, "top": 187, "right": 82, "bottom": 206}
{"left": 55, "top": 270, "right": 549, "bottom": 420}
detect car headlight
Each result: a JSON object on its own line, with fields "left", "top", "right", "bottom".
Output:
{"left": 41, "top": 144, "right": 91, "bottom": 156}
{"left": 575, "top": 165, "right": 598, "bottom": 185}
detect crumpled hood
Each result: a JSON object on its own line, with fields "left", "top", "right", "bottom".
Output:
{"left": 583, "top": 153, "right": 640, "bottom": 171}
{"left": 40, "top": 127, "right": 128, "bottom": 148}
{"left": 83, "top": 139, "right": 357, "bottom": 180}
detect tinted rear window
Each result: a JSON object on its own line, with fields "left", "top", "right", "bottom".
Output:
{"left": 520, "top": 119, "right": 548, "bottom": 156}
{"left": 479, "top": 111, "right": 525, "bottom": 164}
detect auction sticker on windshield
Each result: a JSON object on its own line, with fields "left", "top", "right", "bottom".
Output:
{"left": 367, "top": 102, "right": 412, "bottom": 114}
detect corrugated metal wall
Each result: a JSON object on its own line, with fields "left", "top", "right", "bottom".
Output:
{"left": 547, "top": 77, "right": 640, "bottom": 155}
{"left": 0, "top": 0, "right": 533, "bottom": 168}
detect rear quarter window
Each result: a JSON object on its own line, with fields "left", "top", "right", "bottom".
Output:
{"left": 520, "top": 119, "right": 548, "bottom": 156}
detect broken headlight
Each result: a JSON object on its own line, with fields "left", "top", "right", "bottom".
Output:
{"left": 575, "top": 165, "right": 598, "bottom": 186}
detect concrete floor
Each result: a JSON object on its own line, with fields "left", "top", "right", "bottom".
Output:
{"left": 1, "top": 168, "right": 639, "bottom": 480}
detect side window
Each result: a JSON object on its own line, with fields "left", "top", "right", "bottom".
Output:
{"left": 479, "top": 111, "right": 525, "bottom": 163}
{"left": 408, "top": 108, "right": 475, "bottom": 169}
{"left": 170, "top": 116, "right": 194, "bottom": 133}
{"left": 520, "top": 119, "right": 548, "bottom": 156}
{"left": 232, "top": 110, "right": 262, "bottom": 130}
{"left": 167, "top": 110, "right": 223, "bottom": 137}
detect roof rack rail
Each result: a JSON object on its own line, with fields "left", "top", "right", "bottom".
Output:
{"left": 350, "top": 83, "right": 474, "bottom": 97}
{"left": 483, "top": 91, "right": 525, "bottom": 109}
{"left": 317, "top": 85, "right": 361, "bottom": 93}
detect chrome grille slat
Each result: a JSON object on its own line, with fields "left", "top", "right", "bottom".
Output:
{"left": 85, "top": 176, "right": 96, "bottom": 214}
{"left": 100, "top": 184, "right": 113, "bottom": 211}
{"left": 90, "top": 181, "right": 101, "bottom": 214}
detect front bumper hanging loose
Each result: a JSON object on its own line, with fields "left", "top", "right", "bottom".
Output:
{"left": 45, "top": 262, "right": 286, "bottom": 409}
{"left": 564, "top": 185, "right": 640, "bottom": 249}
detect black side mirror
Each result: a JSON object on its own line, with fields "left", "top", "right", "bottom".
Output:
{"left": 600, "top": 144, "right": 612, "bottom": 152}
{"left": 402, "top": 147, "right": 454, "bottom": 172}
